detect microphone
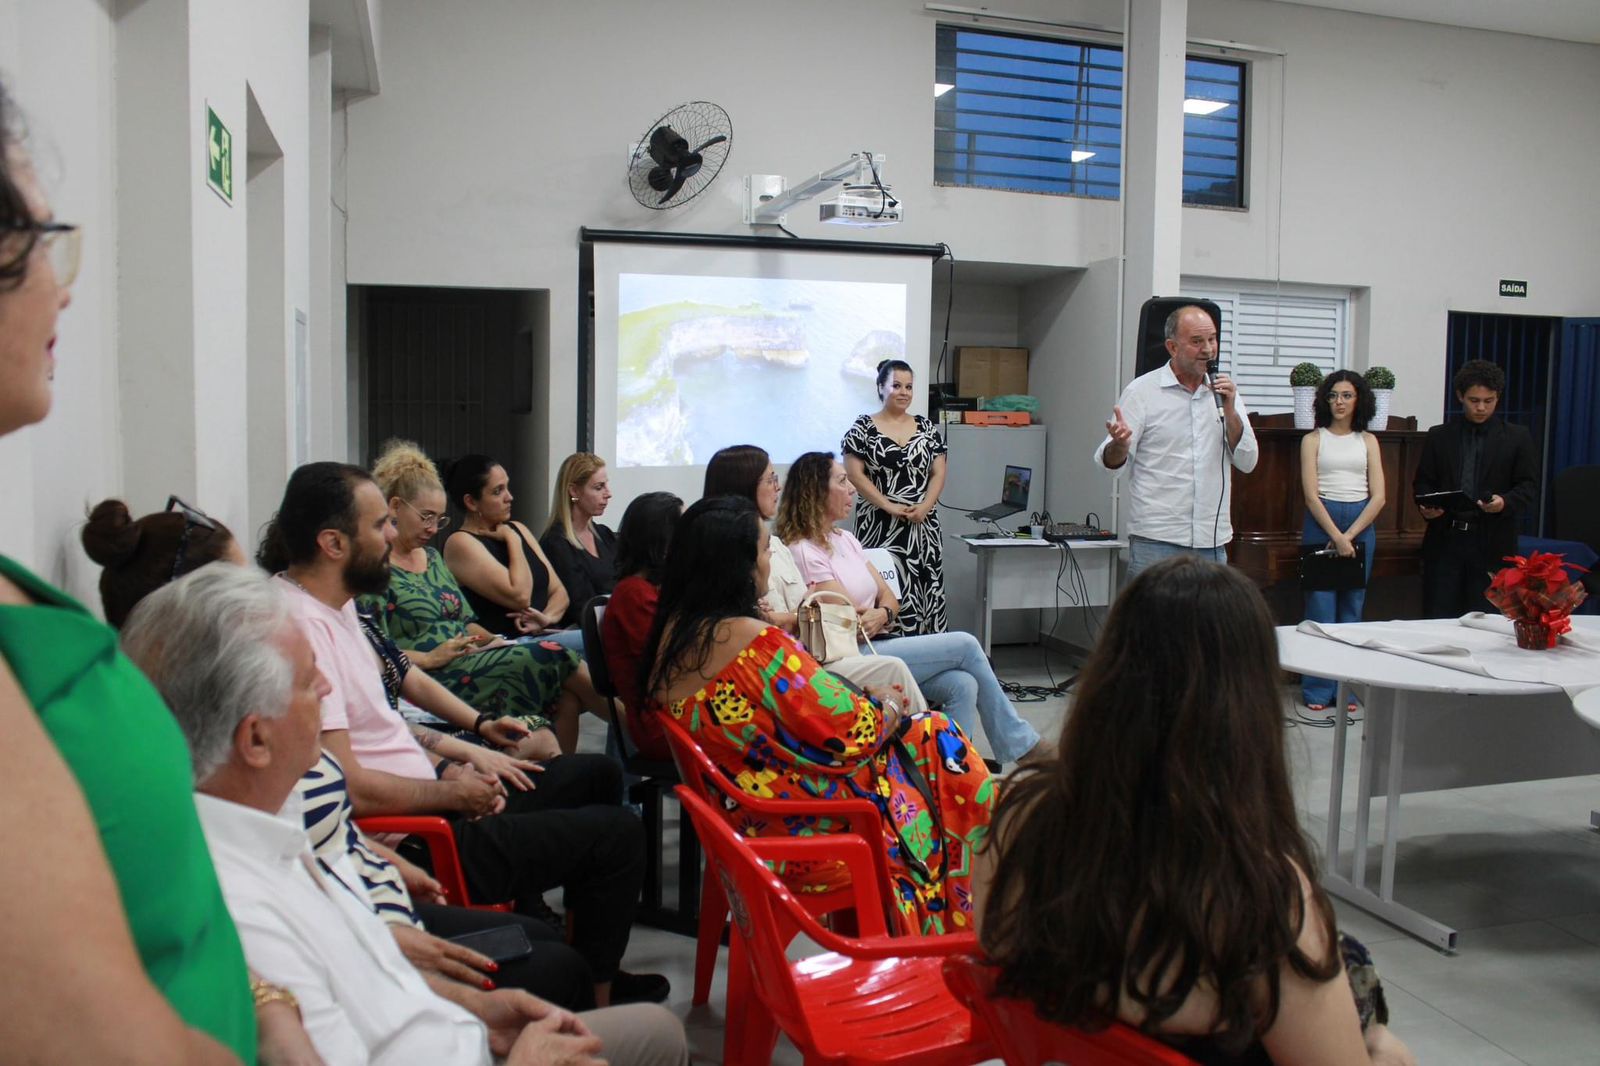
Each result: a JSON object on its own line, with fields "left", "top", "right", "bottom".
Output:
{"left": 1206, "top": 358, "right": 1225, "bottom": 421}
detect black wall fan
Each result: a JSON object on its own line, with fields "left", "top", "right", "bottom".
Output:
{"left": 628, "top": 101, "right": 732, "bottom": 209}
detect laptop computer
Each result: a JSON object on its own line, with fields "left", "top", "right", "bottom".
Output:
{"left": 968, "top": 465, "right": 1031, "bottom": 523}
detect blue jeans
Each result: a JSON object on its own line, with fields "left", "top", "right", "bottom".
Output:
{"left": 1301, "top": 498, "right": 1375, "bottom": 707}
{"left": 1125, "top": 535, "right": 1227, "bottom": 580}
{"left": 874, "top": 631, "right": 1040, "bottom": 763}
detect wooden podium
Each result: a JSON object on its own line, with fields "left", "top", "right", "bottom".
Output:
{"left": 1228, "top": 413, "right": 1427, "bottom": 623}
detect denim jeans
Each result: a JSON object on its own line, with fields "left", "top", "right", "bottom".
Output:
{"left": 873, "top": 630, "right": 1040, "bottom": 763}
{"left": 1300, "top": 498, "right": 1375, "bottom": 707}
{"left": 521, "top": 628, "right": 587, "bottom": 655}
{"left": 1125, "top": 535, "right": 1227, "bottom": 580}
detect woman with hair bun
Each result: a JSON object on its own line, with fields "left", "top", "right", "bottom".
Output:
{"left": 366, "top": 439, "right": 581, "bottom": 756}
{"left": 82, "top": 497, "right": 247, "bottom": 628}
{"left": 841, "top": 358, "right": 949, "bottom": 634}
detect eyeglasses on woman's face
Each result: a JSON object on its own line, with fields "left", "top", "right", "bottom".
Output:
{"left": 400, "top": 497, "right": 451, "bottom": 529}
{"left": 8, "top": 221, "right": 82, "bottom": 288}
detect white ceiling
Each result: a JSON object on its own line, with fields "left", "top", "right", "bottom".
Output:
{"left": 1267, "top": 0, "right": 1600, "bottom": 45}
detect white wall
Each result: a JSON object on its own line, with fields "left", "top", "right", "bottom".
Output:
{"left": 345, "top": 0, "right": 1600, "bottom": 495}
{"left": 1185, "top": 0, "right": 1600, "bottom": 417}
{"left": 5, "top": 0, "right": 338, "bottom": 613}
{"left": 343, "top": 0, "right": 1128, "bottom": 495}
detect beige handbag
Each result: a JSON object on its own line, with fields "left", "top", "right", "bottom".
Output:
{"left": 795, "top": 590, "right": 872, "bottom": 664}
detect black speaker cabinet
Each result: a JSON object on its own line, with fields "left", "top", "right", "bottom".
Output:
{"left": 1134, "top": 297, "right": 1223, "bottom": 379}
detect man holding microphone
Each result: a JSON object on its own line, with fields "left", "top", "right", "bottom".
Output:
{"left": 1095, "top": 304, "right": 1259, "bottom": 578}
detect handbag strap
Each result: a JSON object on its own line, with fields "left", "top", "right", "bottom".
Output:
{"left": 798, "top": 589, "right": 857, "bottom": 611}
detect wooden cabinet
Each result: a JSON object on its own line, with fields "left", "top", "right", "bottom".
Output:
{"left": 1228, "top": 414, "right": 1428, "bottom": 622}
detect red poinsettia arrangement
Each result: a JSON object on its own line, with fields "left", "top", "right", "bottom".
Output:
{"left": 1484, "top": 550, "right": 1588, "bottom": 649}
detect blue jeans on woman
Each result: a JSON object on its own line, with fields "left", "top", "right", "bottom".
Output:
{"left": 874, "top": 630, "right": 1040, "bottom": 764}
{"left": 1301, "top": 497, "right": 1375, "bottom": 708}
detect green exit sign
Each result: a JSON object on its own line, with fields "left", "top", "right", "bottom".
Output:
{"left": 1499, "top": 279, "right": 1528, "bottom": 298}
{"left": 206, "top": 104, "right": 233, "bottom": 204}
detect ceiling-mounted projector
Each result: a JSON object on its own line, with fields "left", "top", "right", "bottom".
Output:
{"left": 744, "top": 152, "right": 902, "bottom": 229}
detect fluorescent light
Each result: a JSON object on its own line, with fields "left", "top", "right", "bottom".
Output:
{"left": 1184, "top": 98, "right": 1229, "bottom": 116}
{"left": 1070, "top": 150, "right": 1095, "bottom": 163}
{"left": 934, "top": 82, "right": 955, "bottom": 98}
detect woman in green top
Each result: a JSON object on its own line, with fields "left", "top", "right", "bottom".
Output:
{"left": 363, "top": 440, "right": 581, "bottom": 754}
{"left": 0, "top": 80, "right": 259, "bottom": 1063}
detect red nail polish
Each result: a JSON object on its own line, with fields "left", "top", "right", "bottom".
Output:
{"left": 482, "top": 979, "right": 496, "bottom": 990}
{"left": 486, "top": 961, "right": 500, "bottom": 972}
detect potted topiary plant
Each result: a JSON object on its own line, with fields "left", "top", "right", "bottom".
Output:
{"left": 1289, "top": 361, "right": 1323, "bottom": 429}
{"left": 1365, "top": 365, "right": 1396, "bottom": 431}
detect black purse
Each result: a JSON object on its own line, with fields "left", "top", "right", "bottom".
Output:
{"left": 1299, "top": 544, "right": 1367, "bottom": 592}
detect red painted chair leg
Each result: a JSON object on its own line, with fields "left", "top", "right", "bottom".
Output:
{"left": 693, "top": 869, "right": 728, "bottom": 1006}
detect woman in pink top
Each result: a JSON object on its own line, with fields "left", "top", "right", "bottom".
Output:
{"left": 777, "top": 452, "right": 1048, "bottom": 768}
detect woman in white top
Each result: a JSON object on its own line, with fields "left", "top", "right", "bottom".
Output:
{"left": 1300, "top": 370, "right": 1387, "bottom": 711}
{"left": 702, "top": 445, "right": 929, "bottom": 718}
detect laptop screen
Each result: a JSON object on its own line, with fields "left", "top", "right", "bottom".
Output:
{"left": 1001, "top": 465, "right": 1031, "bottom": 509}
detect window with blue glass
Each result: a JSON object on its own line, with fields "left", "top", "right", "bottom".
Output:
{"left": 935, "top": 26, "right": 1246, "bottom": 208}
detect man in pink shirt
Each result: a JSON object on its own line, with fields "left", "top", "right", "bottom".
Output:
{"left": 260, "top": 461, "right": 668, "bottom": 1007}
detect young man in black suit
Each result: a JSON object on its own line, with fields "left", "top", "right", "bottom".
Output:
{"left": 1413, "top": 360, "right": 1539, "bottom": 617}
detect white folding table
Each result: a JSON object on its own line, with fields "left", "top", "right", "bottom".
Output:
{"left": 1277, "top": 619, "right": 1600, "bottom": 952}
{"left": 960, "top": 535, "right": 1126, "bottom": 655}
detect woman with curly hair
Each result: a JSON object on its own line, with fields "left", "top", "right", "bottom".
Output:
{"left": 364, "top": 439, "right": 589, "bottom": 755}
{"left": 975, "top": 556, "right": 1412, "bottom": 1065}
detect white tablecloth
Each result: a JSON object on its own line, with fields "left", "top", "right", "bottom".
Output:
{"left": 1295, "top": 614, "right": 1600, "bottom": 697}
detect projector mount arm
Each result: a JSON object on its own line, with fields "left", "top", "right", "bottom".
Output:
{"left": 744, "top": 152, "right": 891, "bottom": 226}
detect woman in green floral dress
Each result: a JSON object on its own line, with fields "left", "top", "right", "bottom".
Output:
{"left": 364, "top": 442, "right": 582, "bottom": 747}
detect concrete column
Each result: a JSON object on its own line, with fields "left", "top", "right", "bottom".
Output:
{"left": 115, "top": 0, "right": 199, "bottom": 513}
{"left": 308, "top": 28, "right": 341, "bottom": 462}
{"left": 1120, "top": 0, "right": 1189, "bottom": 383}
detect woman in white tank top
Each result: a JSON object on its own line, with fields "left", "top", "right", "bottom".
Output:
{"left": 1300, "top": 371, "right": 1387, "bottom": 710}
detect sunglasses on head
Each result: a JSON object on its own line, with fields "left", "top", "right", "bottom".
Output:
{"left": 166, "top": 495, "right": 219, "bottom": 580}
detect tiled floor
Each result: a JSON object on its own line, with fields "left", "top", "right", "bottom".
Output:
{"left": 588, "top": 645, "right": 1600, "bottom": 1063}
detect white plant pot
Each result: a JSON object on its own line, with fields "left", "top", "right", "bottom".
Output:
{"left": 1370, "top": 388, "right": 1393, "bottom": 431}
{"left": 1292, "top": 385, "right": 1317, "bottom": 429}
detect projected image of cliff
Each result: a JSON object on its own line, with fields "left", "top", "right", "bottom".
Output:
{"left": 616, "top": 273, "right": 907, "bottom": 467}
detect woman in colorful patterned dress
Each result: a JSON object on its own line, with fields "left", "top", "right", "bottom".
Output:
{"left": 642, "top": 495, "right": 995, "bottom": 935}
{"left": 842, "top": 358, "right": 949, "bottom": 634}
{"left": 364, "top": 440, "right": 585, "bottom": 753}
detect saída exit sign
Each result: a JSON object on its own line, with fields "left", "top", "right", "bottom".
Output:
{"left": 1499, "top": 279, "right": 1528, "bottom": 298}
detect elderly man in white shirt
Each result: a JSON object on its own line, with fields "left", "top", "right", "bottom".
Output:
{"left": 122, "top": 564, "right": 688, "bottom": 1066}
{"left": 1095, "top": 304, "right": 1260, "bottom": 578}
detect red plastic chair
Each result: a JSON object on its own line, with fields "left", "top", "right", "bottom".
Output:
{"left": 657, "top": 713, "right": 896, "bottom": 1006}
{"left": 356, "top": 815, "right": 512, "bottom": 912}
{"left": 941, "top": 955, "right": 1199, "bottom": 1066}
{"left": 677, "top": 786, "right": 992, "bottom": 1065}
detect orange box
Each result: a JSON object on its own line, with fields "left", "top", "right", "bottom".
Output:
{"left": 961, "top": 411, "right": 1030, "bottom": 426}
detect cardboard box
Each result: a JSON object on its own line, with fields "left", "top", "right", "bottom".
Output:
{"left": 956, "top": 346, "right": 1029, "bottom": 397}
{"left": 962, "top": 410, "right": 1031, "bottom": 426}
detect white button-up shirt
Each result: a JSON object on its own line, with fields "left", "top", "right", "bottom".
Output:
{"left": 1093, "top": 362, "right": 1260, "bottom": 548}
{"left": 196, "top": 793, "right": 491, "bottom": 1066}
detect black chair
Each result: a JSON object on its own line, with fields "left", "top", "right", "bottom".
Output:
{"left": 1554, "top": 465, "right": 1600, "bottom": 605}
{"left": 580, "top": 594, "right": 700, "bottom": 936}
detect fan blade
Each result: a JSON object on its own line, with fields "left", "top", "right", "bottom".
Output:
{"left": 646, "top": 164, "right": 675, "bottom": 192}
{"left": 691, "top": 134, "right": 728, "bottom": 154}
{"left": 677, "top": 152, "right": 704, "bottom": 180}
{"left": 658, "top": 167, "right": 692, "bottom": 204}
{"left": 648, "top": 125, "right": 689, "bottom": 166}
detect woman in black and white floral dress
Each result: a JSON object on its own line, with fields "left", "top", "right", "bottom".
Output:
{"left": 842, "top": 359, "right": 948, "bottom": 634}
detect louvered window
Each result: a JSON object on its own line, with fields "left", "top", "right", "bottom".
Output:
{"left": 1179, "top": 286, "right": 1349, "bottom": 415}
{"left": 934, "top": 25, "right": 1246, "bottom": 208}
